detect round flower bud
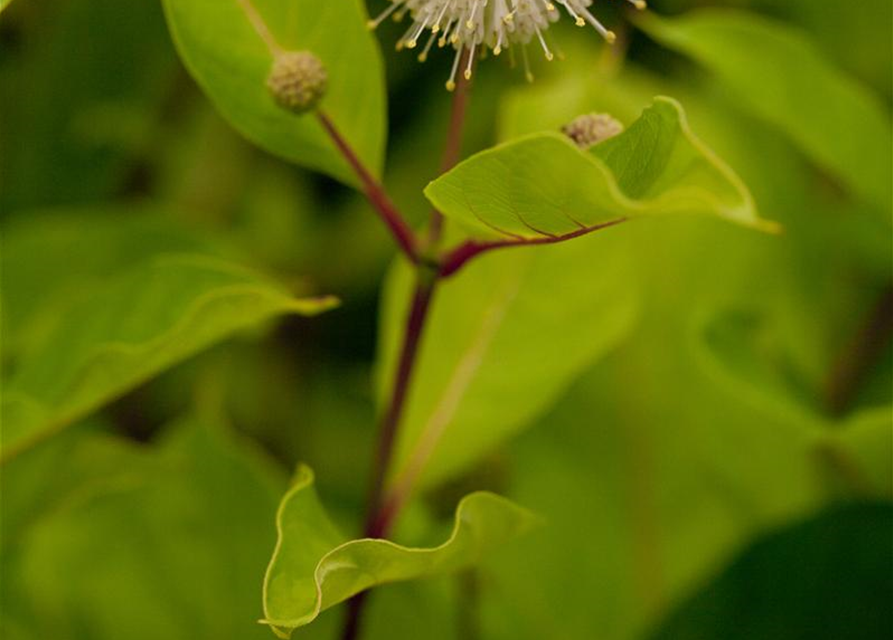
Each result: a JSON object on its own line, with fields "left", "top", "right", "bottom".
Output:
{"left": 561, "top": 113, "right": 624, "bottom": 149}
{"left": 266, "top": 51, "right": 328, "bottom": 114}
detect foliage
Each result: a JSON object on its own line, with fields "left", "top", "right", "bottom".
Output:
{"left": 263, "top": 466, "right": 534, "bottom": 637}
{"left": 1, "top": 0, "right": 890, "bottom": 639}
{"left": 162, "top": 0, "right": 385, "bottom": 185}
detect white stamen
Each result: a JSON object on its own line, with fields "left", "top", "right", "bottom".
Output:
{"left": 370, "top": 0, "right": 644, "bottom": 87}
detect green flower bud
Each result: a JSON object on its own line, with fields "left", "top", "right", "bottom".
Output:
{"left": 561, "top": 113, "right": 624, "bottom": 150}
{"left": 266, "top": 51, "right": 328, "bottom": 114}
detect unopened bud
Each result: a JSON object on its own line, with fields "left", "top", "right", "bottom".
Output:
{"left": 267, "top": 51, "right": 328, "bottom": 114}
{"left": 561, "top": 113, "right": 624, "bottom": 149}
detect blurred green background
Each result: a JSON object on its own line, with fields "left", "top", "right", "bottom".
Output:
{"left": 1, "top": 0, "right": 891, "bottom": 638}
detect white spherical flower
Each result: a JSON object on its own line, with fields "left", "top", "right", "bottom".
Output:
{"left": 369, "top": 0, "right": 646, "bottom": 89}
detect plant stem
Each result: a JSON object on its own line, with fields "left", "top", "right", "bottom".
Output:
{"left": 427, "top": 50, "right": 472, "bottom": 249}
{"left": 340, "top": 593, "right": 368, "bottom": 640}
{"left": 340, "top": 52, "right": 474, "bottom": 640}
{"left": 825, "top": 283, "right": 893, "bottom": 416}
{"left": 340, "top": 275, "right": 437, "bottom": 640}
{"left": 317, "top": 110, "right": 419, "bottom": 262}
{"left": 363, "top": 277, "right": 437, "bottom": 538}
{"left": 439, "top": 218, "right": 628, "bottom": 278}
{"left": 456, "top": 570, "right": 482, "bottom": 640}
{"left": 360, "top": 62, "right": 473, "bottom": 542}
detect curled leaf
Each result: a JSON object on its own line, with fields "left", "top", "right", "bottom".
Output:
{"left": 425, "top": 97, "right": 776, "bottom": 241}
{"left": 262, "top": 466, "right": 535, "bottom": 638}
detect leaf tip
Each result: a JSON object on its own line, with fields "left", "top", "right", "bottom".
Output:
{"left": 258, "top": 619, "right": 293, "bottom": 640}
{"left": 757, "top": 219, "right": 784, "bottom": 236}
{"left": 289, "top": 295, "right": 341, "bottom": 316}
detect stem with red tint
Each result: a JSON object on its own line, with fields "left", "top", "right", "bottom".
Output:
{"left": 825, "top": 284, "right": 893, "bottom": 416}
{"left": 427, "top": 50, "right": 472, "bottom": 248}
{"left": 340, "top": 274, "right": 437, "bottom": 640}
{"left": 362, "top": 276, "right": 437, "bottom": 536}
{"left": 340, "top": 53, "right": 473, "bottom": 640}
{"left": 317, "top": 110, "right": 419, "bottom": 262}
{"left": 439, "top": 218, "right": 628, "bottom": 278}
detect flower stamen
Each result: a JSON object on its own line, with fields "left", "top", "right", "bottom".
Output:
{"left": 369, "top": 0, "right": 644, "bottom": 88}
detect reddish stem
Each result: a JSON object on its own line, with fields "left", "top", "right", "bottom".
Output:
{"left": 427, "top": 51, "right": 472, "bottom": 248}
{"left": 362, "top": 278, "right": 437, "bottom": 536}
{"left": 339, "top": 276, "right": 437, "bottom": 640}
{"left": 439, "top": 218, "right": 629, "bottom": 278}
{"left": 825, "top": 284, "right": 893, "bottom": 416}
{"left": 340, "top": 53, "right": 473, "bottom": 640}
{"left": 341, "top": 594, "right": 367, "bottom": 640}
{"left": 317, "top": 110, "right": 419, "bottom": 262}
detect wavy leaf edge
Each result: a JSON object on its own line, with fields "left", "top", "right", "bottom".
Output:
{"left": 261, "top": 465, "right": 537, "bottom": 637}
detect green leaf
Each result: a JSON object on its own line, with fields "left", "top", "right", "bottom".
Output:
{"left": 426, "top": 98, "right": 775, "bottom": 241}
{"left": 693, "top": 306, "right": 892, "bottom": 497}
{"left": 162, "top": 0, "right": 385, "bottom": 187}
{"left": 693, "top": 307, "right": 819, "bottom": 425}
{"left": 5, "top": 418, "right": 286, "bottom": 640}
{"left": 637, "top": 10, "right": 893, "bottom": 219}
{"left": 378, "top": 228, "right": 638, "bottom": 490}
{"left": 475, "top": 350, "right": 828, "bottom": 640}
{"left": 1, "top": 254, "right": 338, "bottom": 461}
{"left": 649, "top": 503, "right": 893, "bottom": 640}
{"left": 821, "top": 408, "right": 893, "bottom": 498}
{"left": 0, "top": 205, "right": 223, "bottom": 357}
{"left": 262, "top": 466, "right": 534, "bottom": 638}
{"left": 0, "top": 420, "right": 153, "bottom": 555}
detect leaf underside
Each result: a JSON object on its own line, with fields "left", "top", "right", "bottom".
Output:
{"left": 425, "top": 97, "right": 775, "bottom": 242}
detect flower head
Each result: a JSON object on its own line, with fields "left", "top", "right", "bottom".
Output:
{"left": 562, "top": 112, "right": 623, "bottom": 148}
{"left": 267, "top": 51, "right": 328, "bottom": 113}
{"left": 369, "top": 0, "right": 646, "bottom": 89}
